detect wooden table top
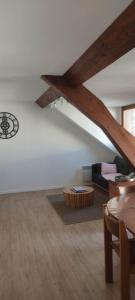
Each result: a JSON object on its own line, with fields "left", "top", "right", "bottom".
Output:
{"left": 64, "top": 186, "right": 94, "bottom": 195}
{"left": 116, "top": 180, "right": 135, "bottom": 187}
{"left": 107, "top": 193, "right": 135, "bottom": 234}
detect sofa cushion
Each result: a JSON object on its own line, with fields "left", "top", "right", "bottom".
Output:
{"left": 102, "top": 173, "right": 122, "bottom": 182}
{"left": 113, "top": 156, "right": 129, "bottom": 175}
{"left": 101, "top": 162, "right": 117, "bottom": 175}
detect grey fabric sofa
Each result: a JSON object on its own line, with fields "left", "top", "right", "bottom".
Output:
{"left": 92, "top": 156, "right": 135, "bottom": 190}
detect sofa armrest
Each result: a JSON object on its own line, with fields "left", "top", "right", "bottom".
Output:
{"left": 92, "top": 163, "right": 101, "bottom": 174}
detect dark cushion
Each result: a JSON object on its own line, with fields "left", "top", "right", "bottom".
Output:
{"left": 92, "top": 173, "right": 109, "bottom": 190}
{"left": 92, "top": 163, "right": 101, "bottom": 175}
{"left": 128, "top": 163, "right": 135, "bottom": 174}
{"left": 113, "top": 156, "right": 129, "bottom": 175}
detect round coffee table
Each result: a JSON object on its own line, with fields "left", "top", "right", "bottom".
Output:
{"left": 63, "top": 186, "right": 94, "bottom": 208}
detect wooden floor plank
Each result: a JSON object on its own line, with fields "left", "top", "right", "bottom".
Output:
{"left": 0, "top": 189, "right": 134, "bottom": 299}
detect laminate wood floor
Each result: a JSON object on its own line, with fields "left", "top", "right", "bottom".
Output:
{"left": 0, "top": 189, "right": 135, "bottom": 300}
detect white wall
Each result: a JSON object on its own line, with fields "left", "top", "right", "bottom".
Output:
{"left": 0, "top": 101, "right": 115, "bottom": 194}
{"left": 108, "top": 107, "right": 121, "bottom": 124}
{"left": 56, "top": 99, "right": 121, "bottom": 152}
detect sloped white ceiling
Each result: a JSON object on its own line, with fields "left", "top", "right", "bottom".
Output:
{"left": 0, "top": 0, "right": 133, "bottom": 106}
{"left": 84, "top": 49, "right": 135, "bottom": 107}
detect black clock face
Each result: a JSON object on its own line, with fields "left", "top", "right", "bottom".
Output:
{"left": 0, "top": 112, "right": 19, "bottom": 139}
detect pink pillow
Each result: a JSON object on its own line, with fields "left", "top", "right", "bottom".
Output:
{"left": 101, "top": 162, "right": 117, "bottom": 175}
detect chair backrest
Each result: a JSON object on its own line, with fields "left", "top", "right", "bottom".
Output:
{"left": 125, "top": 185, "right": 135, "bottom": 194}
{"left": 119, "top": 221, "right": 129, "bottom": 250}
{"left": 109, "top": 182, "right": 135, "bottom": 198}
{"left": 103, "top": 204, "right": 119, "bottom": 238}
{"left": 119, "top": 220, "right": 135, "bottom": 267}
{"left": 108, "top": 181, "right": 120, "bottom": 198}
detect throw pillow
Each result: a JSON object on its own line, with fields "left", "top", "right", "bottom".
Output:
{"left": 101, "top": 162, "right": 117, "bottom": 175}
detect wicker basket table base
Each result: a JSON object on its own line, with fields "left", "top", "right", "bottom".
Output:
{"left": 63, "top": 186, "right": 94, "bottom": 208}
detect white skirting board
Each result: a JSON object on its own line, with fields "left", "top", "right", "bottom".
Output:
{"left": 0, "top": 183, "right": 83, "bottom": 195}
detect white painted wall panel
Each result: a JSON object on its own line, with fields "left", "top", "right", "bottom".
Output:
{"left": 0, "top": 101, "right": 115, "bottom": 193}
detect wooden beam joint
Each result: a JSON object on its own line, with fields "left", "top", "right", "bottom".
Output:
{"left": 36, "top": 86, "right": 61, "bottom": 108}
{"left": 42, "top": 74, "right": 135, "bottom": 167}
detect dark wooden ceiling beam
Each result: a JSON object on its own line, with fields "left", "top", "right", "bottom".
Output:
{"left": 64, "top": 1, "right": 135, "bottom": 86}
{"left": 42, "top": 74, "right": 135, "bottom": 167}
{"left": 39, "top": 3, "right": 135, "bottom": 167}
{"left": 36, "top": 87, "right": 61, "bottom": 108}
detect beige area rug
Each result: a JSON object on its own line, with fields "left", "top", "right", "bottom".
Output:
{"left": 47, "top": 186, "right": 109, "bottom": 225}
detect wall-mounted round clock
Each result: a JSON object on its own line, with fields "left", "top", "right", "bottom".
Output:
{"left": 0, "top": 112, "right": 19, "bottom": 139}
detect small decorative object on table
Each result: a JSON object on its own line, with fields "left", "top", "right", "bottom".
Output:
{"left": 115, "top": 172, "right": 135, "bottom": 182}
{"left": 71, "top": 186, "right": 87, "bottom": 193}
{"left": 115, "top": 175, "right": 128, "bottom": 182}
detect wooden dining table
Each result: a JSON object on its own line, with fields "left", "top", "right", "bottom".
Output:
{"left": 105, "top": 193, "right": 135, "bottom": 300}
{"left": 107, "top": 192, "right": 135, "bottom": 234}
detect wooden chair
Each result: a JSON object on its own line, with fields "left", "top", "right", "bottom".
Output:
{"left": 103, "top": 204, "right": 119, "bottom": 283}
{"left": 103, "top": 204, "right": 135, "bottom": 300}
{"left": 108, "top": 180, "right": 120, "bottom": 197}
{"left": 125, "top": 185, "right": 135, "bottom": 194}
{"left": 109, "top": 180, "right": 135, "bottom": 198}
{"left": 119, "top": 221, "right": 135, "bottom": 300}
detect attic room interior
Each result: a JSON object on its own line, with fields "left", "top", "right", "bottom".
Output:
{"left": 0, "top": 0, "right": 135, "bottom": 299}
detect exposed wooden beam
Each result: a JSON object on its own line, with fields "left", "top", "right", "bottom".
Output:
{"left": 64, "top": 1, "right": 135, "bottom": 86}
{"left": 42, "top": 75, "right": 135, "bottom": 167}
{"left": 122, "top": 104, "right": 135, "bottom": 111}
{"left": 36, "top": 87, "right": 61, "bottom": 108}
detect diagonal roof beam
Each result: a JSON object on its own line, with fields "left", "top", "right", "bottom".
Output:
{"left": 36, "top": 87, "right": 61, "bottom": 108}
{"left": 42, "top": 74, "right": 135, "bottom": 167}
{"left": 37, "top": 2, "right": 135, "bottom": 107}
{"left": 64, "top": 1, "right": 135, "bottom": 86}
{"left": 38, "top": 3, "right": 135, "bottom": 168}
